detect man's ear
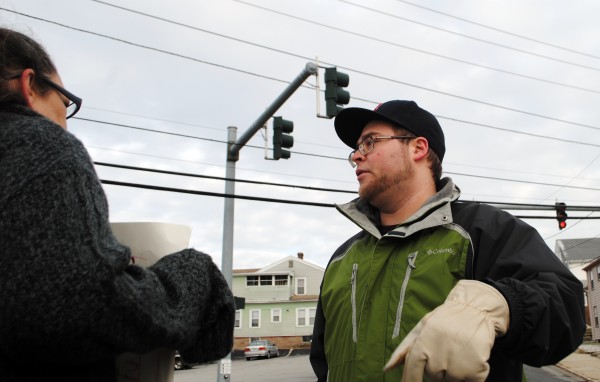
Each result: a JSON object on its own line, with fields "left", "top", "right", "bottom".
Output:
{"left": 16, "top": 68, "right": 36, "bottom": 108}
{"left": 412, "top": 137, "right": 430, "bottom": 161}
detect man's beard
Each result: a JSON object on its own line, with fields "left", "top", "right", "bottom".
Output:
{"left": 359, "top": 161, "right": 414, "bottom": 204}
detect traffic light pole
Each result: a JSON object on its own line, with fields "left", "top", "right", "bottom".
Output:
{"left": 217, "top": 62, "right": 317, "bottom": 382}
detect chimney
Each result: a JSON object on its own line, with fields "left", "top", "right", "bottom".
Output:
{"left": 297, "top": 252, "right": 304, "bottom": 260}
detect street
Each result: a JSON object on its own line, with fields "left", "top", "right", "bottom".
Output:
{"left": 173, "top": 355, "right": 587, "bottom": 382}
{"left": 174, "top": 354, "right": 315, "bottom": 382}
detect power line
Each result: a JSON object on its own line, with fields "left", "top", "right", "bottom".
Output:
{"left": 341, "top": 67, "right": 600, "bottom": 131}
{"left": 88, "top": 144, "right": 600, "bottom": 194}
{"left": 76, "top": 116, "right": 600, "bottom": 190}
{"left": 94, "top": 159, "right": 600, "bottom": 194}
{"left": 74, "top": 113, "right": 600, "bottom": 156}
{"left": 9, "top": 5, "right": 600, "bottom": 198}
{"left": 95, "top": 162, "right": 357, "bottom": 194}
{"left": 75, "top": 117, "right": 227, "bottom": 143}
{"left": 338, "top": 0, "right": 600, "bottom": 71}
{"left": 75, "top": 117, "right": 343, "bottom": 161}
{"left": 0, "top": 8, "right": 290, "bottom": 86}
{"left": 446, "top": 171, "right": 600, "bottom": 192}
{"left": 229, "top": 0, "right": 600, "bottom": 93}
{"left": 396, "top": 0, "right": 600, "bottom": 60}
{"left": 85, "top": 106, "right": 223, "bottom": 132}
{"left": 6, "top": 7, "right": 600, "bottom": 131}
{"left": 100, "top": 177, "right": 600, "bottom": 217}
{"left": 101, "top": 179, "right": 335, "bottom": 207}
{"left": 88, "top": 145, "right": 357, "bottom": 185}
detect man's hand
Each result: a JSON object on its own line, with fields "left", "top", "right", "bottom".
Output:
{"left": 384, "top": 280, "right": 509, "bottom": 382}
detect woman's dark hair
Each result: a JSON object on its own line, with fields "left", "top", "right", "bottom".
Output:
{"left": 0, "top": 27, "right": 57, "bottom": 104}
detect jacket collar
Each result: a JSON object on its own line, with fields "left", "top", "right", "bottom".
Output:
{"left": 336, "top": 177, "right": 461, "bottom": 239}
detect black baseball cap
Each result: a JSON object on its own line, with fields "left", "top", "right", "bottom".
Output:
{"left": 334, "top": 100, "right": 445, "bottom": 161}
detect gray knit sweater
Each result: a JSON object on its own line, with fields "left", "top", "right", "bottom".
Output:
{"left": 0, "top": 104, "right": 234, "bottom": 381}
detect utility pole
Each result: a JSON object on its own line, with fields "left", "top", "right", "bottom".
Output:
{"left": 216, "top": 62, "right": 318, "bottom": 381}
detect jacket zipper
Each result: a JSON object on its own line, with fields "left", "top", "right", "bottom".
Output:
{"left": 393, "top": 252, "right": 418, "bottom": 338}
{"left": 351, "top": 263, "right": 358, "bottom": 342}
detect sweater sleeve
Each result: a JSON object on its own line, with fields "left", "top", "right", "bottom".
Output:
{"left": 458, "top": 203, "right": 586, "bottom": 366}
{"left": 0, "top": 140, "right": 234, "bottom": 366}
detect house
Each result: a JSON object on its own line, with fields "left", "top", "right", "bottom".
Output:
{"left": 555, "top": 238, "right": 600, "bottom": 283}
{"left": 556, "top": 238, "right": 600, "bottom": 337}
{"left": 232, "top": 252, "right": 325, "bottom": 350}
{"left": 583, "top": 257, "right": 600, "bottom": 341}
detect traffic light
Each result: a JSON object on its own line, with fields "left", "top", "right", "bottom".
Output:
{"left": 324, "top": 67, "right": 350, "bottom": 118}
{"left": 555, "top": 202, "right": 567, "bottom": 230}
{"left": 273, "top": 116, "right": 293, "bottom": 160}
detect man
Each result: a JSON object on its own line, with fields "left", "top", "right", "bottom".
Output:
{"left": 0, "top": 27, "right": 234, "bottom": 381}
{"left": 310, "top": 100, "right": 585, "bottom": 381}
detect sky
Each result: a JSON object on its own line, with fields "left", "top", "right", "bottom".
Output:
{"left": 2, "top": 0, "right": 600, "bottom": 271}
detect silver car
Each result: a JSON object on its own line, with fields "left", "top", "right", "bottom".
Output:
{"left": 244, "top": 340, "right": 280, "bottom": 360}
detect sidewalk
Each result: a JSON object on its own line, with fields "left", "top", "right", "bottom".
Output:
{"left": 557, "top": 351, "right": 600, "bottom": 381}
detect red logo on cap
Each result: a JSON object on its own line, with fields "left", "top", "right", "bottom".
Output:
{"left": 373, "top": 103, "right": 383, "bottom": 111}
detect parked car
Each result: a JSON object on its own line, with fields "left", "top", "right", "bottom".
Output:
{"left": 174, "top": 351, "right": 191, "bottom": 370}
{"left": 244, "top": 340, "right": 279, "bottom": 361}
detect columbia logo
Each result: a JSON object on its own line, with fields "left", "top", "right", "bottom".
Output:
{"left": 426, "top": 248, "right": 456, "bottom": 256}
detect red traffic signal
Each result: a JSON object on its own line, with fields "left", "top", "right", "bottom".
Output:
{"left": 555, "top": 202, "right": 567, "bottom": 230}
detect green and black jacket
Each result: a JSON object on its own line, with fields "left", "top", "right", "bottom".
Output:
{"left": 310, "top": 178, "right": 585, "bottom": 382}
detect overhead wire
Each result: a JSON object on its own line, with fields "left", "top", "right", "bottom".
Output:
{"left": 229, "top": 0, "right": 600, "bottom": 93}
{"left": 3, "top": 7, "right": 600, "bottom": 131}
{"left": 337, "top": 0, "right": 600, "bottom": 71}
{"left": 94, "top": 158, "right": 600, "bottom": 193}
{"left": 395, "top": 0, "right": 600, "bottom": 60}
{"left": 99, "top": 176, "right": 600, "bottom": 220}
{"left": 4, "top": 5, "right": 600, "bottom": 210}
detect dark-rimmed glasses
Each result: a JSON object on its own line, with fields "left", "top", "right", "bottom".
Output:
{"left": 348, "top": 135, "right": 416, "bottom": 168}
{"left": 7, "top": 73, "right": 82, "bottom": 119}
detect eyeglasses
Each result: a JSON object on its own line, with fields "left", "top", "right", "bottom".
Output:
{"left": 38, "top": 76, "right": 82, "bottom": 119}
{"left": 7, "top": 73, "right": 82, "bottom": 119}
{"left": 348, "top": 135, "right": 416, "bottom": 168}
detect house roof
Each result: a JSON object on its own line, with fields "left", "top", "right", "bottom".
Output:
{"left": 232, "top": 255, "right": 325, "bottom": 275}
{"left": 555, "top": 238, "right": 600, "bottom": 264}
{"left": 259, "top": 255, "right": 325, "bottom": 273}
{"left": 582, "top": 256, "right": 600, "bottom": 271}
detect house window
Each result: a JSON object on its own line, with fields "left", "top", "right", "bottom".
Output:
{"left": 250, "top": 310, "right": 261, "bottom": 328}
{"left": 597, "top": 266, "right": 600, "bottom": 281}
{"left": 288, "top": 260, "right": 293, "bottom": 268}
{"left": 275, "top": 275, "right": 288, "bottom": 286}
{"left": 592, "top": 278, "right": 595, "bottom": 291}
{"left": 271, "top": 308, "right": 281, "bottom": 323}
{"left": 297, "top": 308, "right": 316, "bottom": 326}
{"left": 260, "top": 275, "right": 273, "bottom": 286}
{"left": 595, "top": 306, "right": 599, "bottom": 328}
{"left": 235, "top": 310, "right": 242, "bottom": 328}
{"left": 247, "top": 276, "right": 259, "bottom": 286}
{"left": 296, "top": 277, "right": 307, "bottom": 295}
{"left": 302, "top": 335, "right": 313, "bottom": 343}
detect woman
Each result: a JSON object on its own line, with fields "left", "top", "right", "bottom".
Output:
{"left": 0, "top": 27, "right": 234, "bottom": 381}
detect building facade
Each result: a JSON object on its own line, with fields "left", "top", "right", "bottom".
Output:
{"left": 232, "top": 253, "right": 324, "bottom": 350}
{"left": 583, "top": 257, "right": 600, "bottom": 341}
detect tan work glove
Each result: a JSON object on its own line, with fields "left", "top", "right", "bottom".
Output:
{"left": 384, "top": 280, "right": 509, "bottom": 382}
